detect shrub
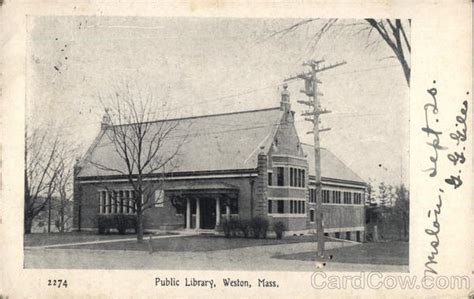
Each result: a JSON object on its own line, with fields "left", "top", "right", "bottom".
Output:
{"left": 228, "top": 218, "right": 240, "bottom": 237}
{"left": 222, "top": 219, "right": 232, "bottom": 238}
{"left": 250, "top": 216, "right": 269, "bottom": 239}
{"left": 98, "top": 214, "right": 137, "bottom": 235}
{"left": 273, "top": 221, "right": 286, "bottom": 239}
{"left": 238, "top": 219, "right": 252, "bottom": 238}
{"left": 98, "top": 215, "right": 114, "bottom": 234}
{"left": 116, "top": 215, "right": 137, "bottom": 235}
{"left": 222, "top": 218, "right": 240, "bottom": 238}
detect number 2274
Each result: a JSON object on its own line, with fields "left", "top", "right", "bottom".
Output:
{"left": 48, "top": 279, "right": 68, "bottom": 288}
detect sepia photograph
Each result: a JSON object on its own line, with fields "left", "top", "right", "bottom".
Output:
{"left": 23, "top": 16, "right": 411, "bottom": 272}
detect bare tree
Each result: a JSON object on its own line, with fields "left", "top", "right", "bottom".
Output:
{"left": 52, "top": 145, "right": 76, "bottom": 232}
{"left": 24, "top": 128, "right": 63, "bottom": 234}
{"left": 364, "top": 19, "right": 410, "bottom": 86}
{"left": 267, "top": 18, "right": 411, "bottom": 86}
{"left": 90, "top": 82, "right": 185, "bottom": 242}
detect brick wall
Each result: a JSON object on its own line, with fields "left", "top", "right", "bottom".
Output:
{"left": 72, "top": 167, "right": 82, "bottom": 231}
{"left": 254, "top": 152, "right": 268, "bottom": 217}
{"left": 75, "top": 175, "right": 256, "bottom": 231}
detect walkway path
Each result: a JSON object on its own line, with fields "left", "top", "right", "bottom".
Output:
{"left": 24, "top": 230, "right": 200, "bottom": 249}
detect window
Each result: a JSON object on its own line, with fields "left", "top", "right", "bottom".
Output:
{"left": 112, "top": 191, "right": 118, "bottom": 213}
{"left": 322, "top": 190, "right": 330, "bottom": 203}
{"left": 277, "top": 200, "right": 284, "bottom": 214}
{"left": 353, "top": 193, "right": 363, "bottom": 205}
{"left": 343, "top": 192, "right": 352, "bottom": 204}
{"left": 286, "top": 200, "right": 307, "bottom": 214}
{"left": 99, "top": 191, "right": 105, "bottom": 214}
{"left": 346, "top": 232, "right": 351, "bottom": 240}
{"left": 118, "top": 190, "right": 124, "bottom": 213}
{"left": 290, "top": 168, "right": 294, "bottom": 186}
{"left": 289, "top": 167, "right": 306, "bottom": 187}
{"left": 277, "top": 167, "right": 284, "bottom": 186}
{"left": 155, "top": 189, "right": 164, "bottom": 207}
{"left": 310, "top": 209, "right": 315, "bottom": 222}
{"left": 124, "top": 190, "right": 130, "bottom": 213}
{"left": 309, "top": 188, "right": 316, "bottom": 203}
{"left": 332, "top": 191, "right": 341, "bottom": 204}
{"left": 268, "top": 200, "right": 273, "bottom": 214}
{"left": 99, "top": 189, "right": 135, "bottom": 215}
{"left": 268, "top": 172, "right": 273, "bottom": 186}
{"left": 310, "top": 189, "right": 330, "bottom": 203}
{"left": 106, "top": 191, "right": 111, "bottom": 214}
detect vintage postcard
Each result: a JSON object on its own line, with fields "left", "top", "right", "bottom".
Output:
{"left": 0, "top": 0, "right": 472, "bottom": 298}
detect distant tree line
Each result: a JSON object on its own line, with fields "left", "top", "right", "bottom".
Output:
{"left": 365, "top": 181, "right": 409, "bottom": 241}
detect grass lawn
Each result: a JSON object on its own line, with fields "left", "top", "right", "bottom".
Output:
{"left": 24, "top": 231, "right": 173, "bottom": 247}
{"left": 274, "top": 241, "right": 408, "bottom": 265}
{"left": 59, "top": 235, "right": 336, "bottom": 252}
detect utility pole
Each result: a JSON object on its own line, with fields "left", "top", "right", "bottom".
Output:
{"left": 285, "top": 59, "right": 346, "bottom": 257}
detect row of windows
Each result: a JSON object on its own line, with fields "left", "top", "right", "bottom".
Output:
{"left": 333, "top": 191, "right": 342, "bottom": 204}
{"left": 268, "top": 199, "right": 284, "bottom": 214}
{"left": 98, "top": 190, "right": 136, "bottom": 214}
{"left": 289, "top": 200, "right": 306, "bottom": 214}
{"left": 289, "top": 167, "right": 305, "bottom": 187}
{"left": 98, "top": 189, "right": 165, "bottom": 214}
{"left": 309, "top": 189, "right": 330, "bottom": 203}
{"left": 268, "top": 199, "right": 306, "bottom": 214}
{"left": 343, "top": 192, "right": 351, "bottom": 204}
{"left": 323, "top": 190, "right": 330, "bottom": 203}
{"left": 268, "top": 167, "right": 306, "bottom": 187}
{"left": 308, "top": 189, "right": 364, "bottom": 205}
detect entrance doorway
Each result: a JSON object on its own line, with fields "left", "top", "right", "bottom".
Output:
{"left": 200, "top": 198, "right": 216, "bottom": 229}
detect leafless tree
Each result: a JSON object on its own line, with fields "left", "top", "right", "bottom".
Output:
{"left": 52, "top": 145, "right": 76, "bottom": 232}
{"left": 24, "top": 128, "right": 63, "bottom": 234}
{"left": 267, "top": 18, "right": 411, "bottom": 86}
{"left": 90, "top": 82, "right": 185, "bottom": 242}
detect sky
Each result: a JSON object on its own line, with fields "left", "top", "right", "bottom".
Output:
{"left": 26, "top": 16, "right": 409, "bottom": 187}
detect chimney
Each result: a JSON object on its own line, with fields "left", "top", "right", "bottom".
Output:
{"left": 101, "top": 109, "right": 111, "bottom": 129}
{"left": 280, "top": 83, "right": 291, "bottom": 112}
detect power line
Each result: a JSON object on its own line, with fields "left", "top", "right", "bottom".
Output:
{"left": 28, "top": 63, "right": 401, "bottom": 116}
{"left": 30, "top": 109, "right": 388, "bottom": 136}
{"left": 322, "top": 64, "right": 399, "bottom": 77}
{"left": 28, "top": 62, "right": 399, "bottom": 133}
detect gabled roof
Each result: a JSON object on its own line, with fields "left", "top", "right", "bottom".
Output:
{"left": 301, "top": 143, "right": 365, "bottom": 185}
{"left": 77, "top": 107, "right": 283, "bottom": 178}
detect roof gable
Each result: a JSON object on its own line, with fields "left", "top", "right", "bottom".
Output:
{"left": 77, "top": 107, "right": 283, "bottom": 178}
